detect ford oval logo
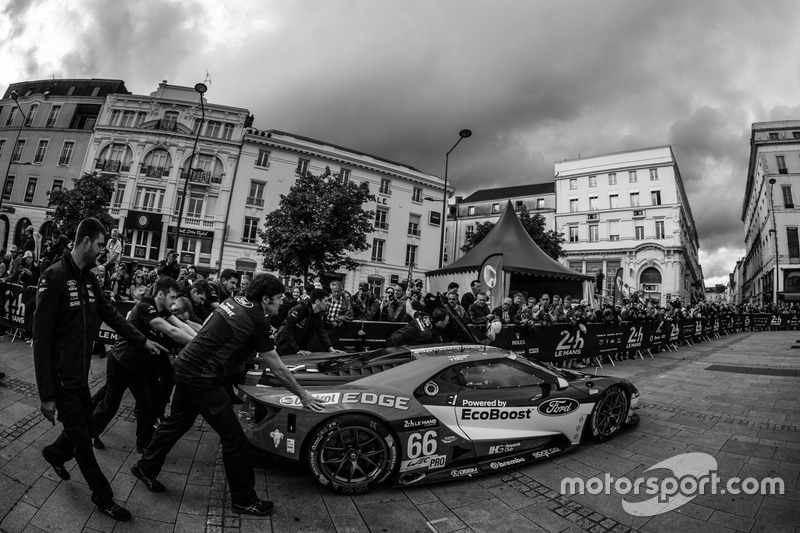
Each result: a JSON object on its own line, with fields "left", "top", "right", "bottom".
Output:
{"left": 538, "top": 398, "right": 580, "bottom": 416}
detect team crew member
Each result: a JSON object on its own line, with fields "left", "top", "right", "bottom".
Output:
{"left": 275, "top": 288, "right": 338, "bottom": 356}
{"left": 33, "top": 217, "right": 166, "bottom": 522}
{"left": 207, "top": 268, "right": 239, "bottom": 309}
{"left": 92, "top": 277, "right": 196, "bottom": 452}
{"left": 132, "top": 274, "right": 325, "bottom": 516}
{"left": 386, "top": 308, "right": 453, "bottom": 347}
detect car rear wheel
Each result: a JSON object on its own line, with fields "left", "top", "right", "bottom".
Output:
{"left": 306, "top": 415, "right": 398, "bottom": 494}
{"left": 586, "top": 386, "right": 629, "bottom": 442}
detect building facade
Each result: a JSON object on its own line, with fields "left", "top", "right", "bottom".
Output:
{"left": 554, "top": 146, "right": 703, "bottom": 305}
{"left": 224, "top": 128, "right": 448, "bottom": 296}
{"left": 741, "top": 121, "right": 800, "bottom": 304}
{"left": 444, "top": 182, "right": 556, "bottom": 266}
{"left": 83, "top": 82, "right": 250, "bottom": 273}
{"left": 0, "top": 79, "right": 129, "bottom": 254}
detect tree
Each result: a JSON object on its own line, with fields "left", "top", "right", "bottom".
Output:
{"left": 47, "top": 171, "right": 116, "bottom": 239}
{"left": 460, "top": 205, "right": 565, "bottom": 260}
{"left": 258, "top": 167, "right": 376, "bottom": 282}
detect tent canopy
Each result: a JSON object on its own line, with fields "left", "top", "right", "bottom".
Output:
{"left": 428, "top": 200, "right": 591, "bottom": 281}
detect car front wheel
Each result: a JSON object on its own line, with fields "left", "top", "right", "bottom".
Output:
{"left": 586, "top": 386, "right": 629, "bottom": 442}
{"left": 306, "top": 415, "right": 398, "bottom": 494}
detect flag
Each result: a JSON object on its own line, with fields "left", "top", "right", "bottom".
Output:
{"left": 613, "top": 268, "right": 624, "bottom": 307}
{"left": 478, "top": 253, "right": 504, "bottom": 310}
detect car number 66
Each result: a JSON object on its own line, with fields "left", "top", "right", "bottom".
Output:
{"left": 407, "top": 431, "right": 437, "bottom": 458}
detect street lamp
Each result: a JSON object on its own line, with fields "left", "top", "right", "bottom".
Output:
{"left": 439, "top": 129, "right": 471, "bottom": 269}
{"left": 0, "top": 90, "right": 29, "bottom": 250}
{"left": 769, "top": 178, "right": 778, "bottom": 303}
{"left": 173, "top": 82, "right": 207, "bottom": 259}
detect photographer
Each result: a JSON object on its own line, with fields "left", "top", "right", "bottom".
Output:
{"left": 353, "top": 282, "right": 380, "bottom": 321}
{"left": 379, "top": 287, "right": 400, "bottom": 321}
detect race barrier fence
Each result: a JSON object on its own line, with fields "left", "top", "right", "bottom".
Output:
{"left": 3, "top": 282, "right": 799, "bottom": 361}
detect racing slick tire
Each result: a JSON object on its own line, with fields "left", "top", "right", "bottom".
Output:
{"left": 306, "top": 414, "right": 398, "bottom": 494}
{"left": 585, "top": 386, "right": 629, "bottom": 443}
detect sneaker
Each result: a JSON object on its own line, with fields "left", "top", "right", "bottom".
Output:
{"left": 130, "top": 463, "right": 166, "bottom": 493}
{"left": 96, "top": 502, "right": 132, "bottom": 521}
{"left": 93, "top": 437, "right": 105, "bottom": 450}
{"left": 42, "top": 449, "right": 70, "bottom": 481}
{"left": 232, "top": 499, "right": 274, "bottom": 516}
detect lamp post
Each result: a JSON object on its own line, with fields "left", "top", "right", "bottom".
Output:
{"left": 0, "top": 90, "right": 29, "bottom": 250}
{"left": 173, "top": 83, "right": 207, "bottom": 259}
{"left": 439, "top": 129, "right": 471, "bottom": 269}
{"left": 769, "top": 178, "right": 778, "bottom": 303}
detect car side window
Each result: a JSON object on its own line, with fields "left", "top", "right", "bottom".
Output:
{"left": 455, "top": 360, "right": 544, "bottom": 389}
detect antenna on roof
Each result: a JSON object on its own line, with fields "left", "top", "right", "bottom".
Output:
{"left": 577, "top": 144, "right": 593, "bottom": 158}
{"left": 204, "top": 70, "right": 212, "bottom": 86}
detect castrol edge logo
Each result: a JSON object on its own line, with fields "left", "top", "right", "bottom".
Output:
{"left": 537, "top": 398, "right": 580, "bottom": 416}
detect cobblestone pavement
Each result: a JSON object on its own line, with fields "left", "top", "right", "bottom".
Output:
{"left": 0, "top": 329, "right": 798, "bottom": 532}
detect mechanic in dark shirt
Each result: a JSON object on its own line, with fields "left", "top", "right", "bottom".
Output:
{"left": 275, "top": 288, "right": 338, "bottom": 355}
{"left": 460, "top": 279, "right": 481, "bottom": 311}
{"left": 207, "top": 268, "right": 240, "bottom": 309}
{"left": 34, "top": 217, "right": 166, "bottom": 522}
{"left": 132, "top": 274, "right": 324, "bottom": 517}
{"left": 181, "top": 278, "right": 212, "bottom": 323}
{"left": 386, "top": 308, "right": 453, "bottom": 347}
{"left": 92, "top": 277, "right": 196, "bottom": 452}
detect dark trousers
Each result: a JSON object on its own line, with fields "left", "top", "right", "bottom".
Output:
{"left": 92, "top": 355, "right": 154, "bottom": 449}
{"left": 145, "top": 354, "right": 174, "bottom": 420}
{"left": 45, "top": 388, "right": 114, "bottom": 506}
{"left": 138, "top": 374, "right": 257, "bottom": 506}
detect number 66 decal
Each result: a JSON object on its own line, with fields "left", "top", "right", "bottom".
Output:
{"left": 407, "top": 431, "right": 437, "bottom": 458}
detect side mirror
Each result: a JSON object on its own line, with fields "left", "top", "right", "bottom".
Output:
{"left": 556, "top": 377, "right": 569, "bottom": 391}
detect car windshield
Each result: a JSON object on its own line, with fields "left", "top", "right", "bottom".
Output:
{"left": 315, "top": 346, "right": 413, "bottom": 373}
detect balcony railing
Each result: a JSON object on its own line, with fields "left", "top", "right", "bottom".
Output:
{"left": 180, "top": 170, "right": 224, "bottom": 186}
{"left": 375, "top": 222, "right": 389, "bottom": 230}
{"left": 140, "top": 164, "right": 170, "bottom": 178}
{"left": 95, "top": 158, "right": 122, "bottom": 173}
{"left": 408, "top": 228, "right": 420, "bottom": 236}
{"left": 246, "top": 197, "right": 264, "bottom": 207}
{"left": 155, "top": 118, "right": 178, "bottom": 132}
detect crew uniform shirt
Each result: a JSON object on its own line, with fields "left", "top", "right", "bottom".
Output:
{"left": 175, "top": 295, "right": 272, "bottom": 381}
{"left": 110, "top": 297, "right": 171, "bottom": 374}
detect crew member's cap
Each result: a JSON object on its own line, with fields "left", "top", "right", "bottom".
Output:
{"left": 358, "top": 281, "right": 370, "bottom": 290}
{"left": 23, "top": 251, "right": 33, "bottom": 259}
{"left": 9, "top": 245, "right": 18, "bottom": 253}
{"left": 167, "top": 249, "right": 177, "bottom": 256}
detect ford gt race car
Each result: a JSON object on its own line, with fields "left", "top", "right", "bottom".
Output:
{"left": 237, "top": 343, "right": 639, "bottom": 494}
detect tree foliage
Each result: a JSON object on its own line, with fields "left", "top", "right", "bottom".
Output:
{"left": 47, "top": 171, "right": 116, "bottom": 239}
{"left": 460, "top": 205, "right": 565, "bottom": 260}
{"left": 258, "top": 167, "right": 376, "bottom": 281}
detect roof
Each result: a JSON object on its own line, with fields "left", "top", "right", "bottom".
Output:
{"left": 428, "top": 200, "right": 592, "bottom": 281}
{"left": 461, "top": 182, "right": 555, "bottom": 203}
{"left": 2, "top": 79, "right": 129, "bottom": 99}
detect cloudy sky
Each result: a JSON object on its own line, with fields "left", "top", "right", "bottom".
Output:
{"left": 3, "top": 0, "right": 799, "bottom": 285}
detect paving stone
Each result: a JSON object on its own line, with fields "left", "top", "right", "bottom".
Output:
{"left": 123, "top": 470, "right": 187, "bottom": 523}
{"left": 487, "top": 484, "right": 534, "bottom": 510}
{"left": 402, "top": 486, "right": 439, "bottom": 505}
{"left": 750, "top": 519, "right": 796, "bottom": 533}
{"left": 451, "top": 497, "right": 545, "bottom": 533}
{"left": 709, "top": 509, "right": 755, "bottom": 532}
{"left": 28, "top": 482, "right": 94, "bottom": 533}
{"left": 174, "top": 512, "right": 209, "bottom": 533}
{"left": 112, "top": 515, "right": 174, "bottom": 532}
{"left": 329, "top": 514, "right": 370, "bottom": 533}
{"left": 430, "top": 479, "right": 493, "bottom": 508}
{"left": 416, "top": 500, "right": 467, "bottom": 533}
{"left": 640, "top": 506, "right": 736, "bottom": 533}
{"left": 1, "top": 501, "right": 37, "bottom": 533}
{"left": 358, "top": 499, "right": 431, "bottom": 533}
{"left": 179, "top": 481, "right": 210, "bottom": 515}
{"left": 755, "top": 495, "right": 800, "bottom": 526}
{"left": 270, "top": 480, "right": 334, "bottom": 532}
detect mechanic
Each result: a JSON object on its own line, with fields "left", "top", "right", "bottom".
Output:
{"left": 92, "top": 276, "right": 196, "bottom": 452}
{"left": 131, "top": 274, "right": 325, "bottom": 517}
{"left": 275, "top": 288, "right": 341, "bottom": 356}
{"left": 208, "top": 268, "right": 240, "bottom": 309}
{"left": 386, "top": 308, "right": 453, "bottom": 347}
{"left": 34, "top": 217, "right": 167, "bottom": 522}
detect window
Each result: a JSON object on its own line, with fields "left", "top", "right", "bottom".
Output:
{"left": 134, "top": 111, "right": 147, "bottom": 127}
{"left": 651, "top": 190, "right": 661, "bottom": 205}
{"left": 5, "top": 107, "right": 16, "bottom": 126}
{"left": 466, "top": 225, "right": 474, "bottom": 235}
{"left": 628, "top": 170, "right": 637, "bottom": 183}
{"left": 46, "top": 105, "right": 61, "bottom": 127}
{"left": 405, "top": 244, "right": 418, "bottom": 267}
{"left": 412, "top": 187, "right": 422, "bottom": 203}
{"left": 608, "top": 173, "right": 617, "bottom": 185}
{"left": 468, "top": 206, "right": 475, "bottom": 216}
{"left": 375, "top": 207, "right": 389, "bottom": 230}
{"left": 0, "top": 139, "right": 4, "bottom": 159}
{"left": 205, "top": 121, "right": 221, "bottom": 137}
{"left": 569, "top": 198, "right": 578, "bottom": 213}
{"left": 50, "top": 179, "right": 64, "bottom": 196}
{"left": 515, "top": 200, "right": 523, "bottom": 211}
{"left": 492, "top": 203, "right": 500, "bottom": 214}
{"left": 112, "top": 183, "right": 126, "bottom": 207}
{"left": 12, "top": 139, "right": 25, "bottom": 162}
{"left": 777, "top": 155, "right": 788, "bottom": 174}
{"left": 110, "top": 109, "right": 121, "bottom": 126}
{"left": 339, "top": 168, "right": 350, "bottom": 184}
{"left": 120, "top": 110, "right": 136, "bottom": 127}
{"left": 588, "top": 224, "right": 598, "bottom": 242}
{"left": 769, "top": 132, "right": 779, "bottom": 140}
{"left": 429, "top": 210, "right": 441, "bottom": 226}
{"left": 24, "top": 104, "right": 38, "bottom": 126}
{"left": 222, "top": 123, "right": 235, "bottom": 140}
{"left": 588, "top": 175, "right": 597, "bottom": 187}
{"left": 296, "top": 158, "right": 309, "bottom": 176}
{"left": 371, "top": 239, "right": 385, "bottom": 261}
{"left": 589, "top": 196, "right": 598, "bottom": 211}
{"left": 649, "top": 168, "right": 659, "bottom": 181}
{"left": 247, "top": 181, "right": 265, "bottom": 207}
{"left": 568, "top": 261, "right": 583, "bottom": 273}
{"left": 379, "top": 178, "right": 391, "bottom": 195}
{"left": 24, "top": 177, "right": 37, "bottom": 202}
{"left": 609, "top": 194, "right": 619, "bottom": 209}
{"left": 135, "top": 186, "right": 165, "bottom": 212}
{"left": 655, "top": 220, "right": 665, "bottom": 239}
{"left": 242, "top": 217, "right": 259, "bottom": 244}
{"left": 142, "top": 148, "right": 170, "bottom": 177}
{"left": 455, "top": 360, "right": 543, "bottom": 389}
{"left": 783, "top": 185, "right": 794, "bottom": 207}
{"left": 635, "top": 225, "right": 644, "bottom": 240}
{"left": 192, "top": 118, "right": 202, "bottom": 134}
{"left": 408, "top": 214, "right": 421, "bottom": 236}
{"left": 610, "top": 235, "right": 620, "bottom": 241}
{"left": 537, "top": 198, "right": 545, "bottom": 210}
{"left": 794, "top": 132, "right": 800, "bottom": 139}
{"left": 2, "top": 176, "right": 14, "bottom": 201}
{"left": 788, "top": 228, "right": 799, "bottom": 259}
{"left": 630, "top": 192, "right": 640, "bottom": 207}
{"left": 34, "top": 140, "right": 49, "bottom": 164}
{"left": 569, "top": 178, "right": 577, "bottom": 190}
{"left": 569, "top": 226, "right": 579, "bottom": 243}
{"left": 186, "top": 191, "right": 204, "bottom": 217}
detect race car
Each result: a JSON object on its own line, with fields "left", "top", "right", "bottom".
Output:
{"left": 236, "top": 343, "right": 639, "bottom": 494}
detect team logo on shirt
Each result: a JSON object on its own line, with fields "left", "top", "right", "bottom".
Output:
{"left": 67, "top": 280, "right": 77, "bottom": 289}
{"left": 234, "top": 295, "right": 253, "bottom": 308}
